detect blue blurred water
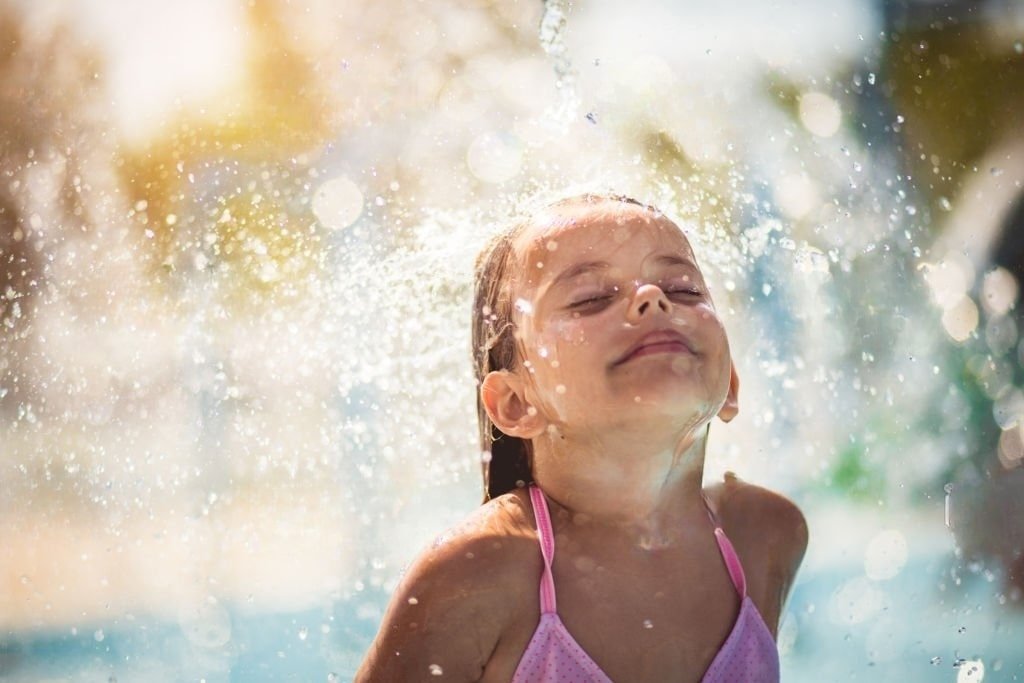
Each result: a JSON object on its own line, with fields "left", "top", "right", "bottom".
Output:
{"left": 3, "top": 552, "right": 1022, "bottom": 683}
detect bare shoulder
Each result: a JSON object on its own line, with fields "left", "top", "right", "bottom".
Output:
{"left": 355, "top": 488, "right": 538, "bottom": 682}
{"left": 706, "top": 473, "right": 809, "bottom": 572}
{"left": 704, "top": 473, "right": 808, "bottom": 632}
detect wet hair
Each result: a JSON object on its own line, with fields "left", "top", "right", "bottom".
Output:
{"left": 471, "top": 192, "right": 652, "bottom": 503}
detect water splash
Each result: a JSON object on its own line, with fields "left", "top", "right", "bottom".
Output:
{"left": 539, "top": 0, "right": 580, "bottom": 126}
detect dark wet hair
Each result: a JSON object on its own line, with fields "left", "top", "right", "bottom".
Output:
{"left": 471, "top": 192, "right": 652, "bottom": 503}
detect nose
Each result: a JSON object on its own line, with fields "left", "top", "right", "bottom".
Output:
{"left": 625, "top": 283, "right": 670, "bottom": 323}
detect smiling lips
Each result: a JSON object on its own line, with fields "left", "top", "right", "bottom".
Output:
{"left": 614, "top": 330, "right": 694, "bottom": 365}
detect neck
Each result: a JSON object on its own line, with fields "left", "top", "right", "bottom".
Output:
{"left": 530, "top": 425, "right": 711, "bottom": 551}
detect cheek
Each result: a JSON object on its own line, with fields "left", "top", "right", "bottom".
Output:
{"left": 532, "top": 318, "right": 588, "bottom": 362}
{"left": 529, "top": 321, "right": 599, "bottom": 398}
{"left": 547, "top": 317, "right": 589, "bottom": 346}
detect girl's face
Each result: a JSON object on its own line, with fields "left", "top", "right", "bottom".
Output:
{"left": 508, "top": 201, "right": 738, "bottom": 440}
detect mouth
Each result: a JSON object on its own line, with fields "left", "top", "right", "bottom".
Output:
{"left": 613, "top": 330, "right": 694, "bottom": 366}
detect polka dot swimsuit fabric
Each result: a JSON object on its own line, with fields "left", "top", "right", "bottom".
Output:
{"left": 511, "top": 613, "right": 613, "bottom": 683}
{"left": 510, "top": 485, "right": 780, "bottom": 683}
{"left": 700, "top": 597, "right": 780, "bottom": 682}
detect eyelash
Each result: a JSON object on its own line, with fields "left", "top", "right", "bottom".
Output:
{"left": 569, "top": 287, "right": 702, "bottom": 309}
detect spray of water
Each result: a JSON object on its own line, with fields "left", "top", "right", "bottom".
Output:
{"left": 0, "top": 0, "right": 996, "bottom": 678}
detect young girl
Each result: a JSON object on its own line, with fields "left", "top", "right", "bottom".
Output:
{"left": 356, "top": 193, "right": 808, "bottom": 682}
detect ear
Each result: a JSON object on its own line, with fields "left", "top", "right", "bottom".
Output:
{"left": 717, "top": 363, "right": 740, "bottom": 423}
{"left": 480, "top": 370, "right": 547, "bottom": 439}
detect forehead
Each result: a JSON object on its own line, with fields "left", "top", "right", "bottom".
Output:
{"left": 512, "top": 201, "right": 695, "bottom": 283}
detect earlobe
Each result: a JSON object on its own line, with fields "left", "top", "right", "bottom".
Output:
{"left": 718, "top": 363, "right": 740, "bottom": 423}
{"left": 481, "top": 370, "right": 547, "bottom": 438}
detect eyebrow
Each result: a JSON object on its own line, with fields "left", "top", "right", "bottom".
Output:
{"left": 549, "top": 254, "right": 698, "bottom": 288}
{"left": 549, "top": 261, "right": 610, "bottom": 288}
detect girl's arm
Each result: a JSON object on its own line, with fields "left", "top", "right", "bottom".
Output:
{"left": 355, "top": 533, "right": 512, "bottom": 683}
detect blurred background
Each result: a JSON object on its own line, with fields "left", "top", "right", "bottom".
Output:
{"left": 1, "top": 0, "right": 1023, "bottom": 680}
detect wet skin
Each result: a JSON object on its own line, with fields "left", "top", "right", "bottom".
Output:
{"left": 355, "top": 200, "right": 807, "bottom": 683}
{"left": 484, "top": 200, "right": 739, "bottom": 542}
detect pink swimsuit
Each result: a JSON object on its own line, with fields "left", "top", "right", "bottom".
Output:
{"left": 511, "top": 485, "right": 780, "bottom": 683}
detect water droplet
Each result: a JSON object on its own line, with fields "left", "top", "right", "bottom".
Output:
{"left": 555, "top": 384, "right": 566, "bottom": 394}
{"left": 408, "top": 596, "right": 419, "bottom": 605}
{"left": 298, "top": 626, "right": 308, "bottom": 641}
{"left": 429, "top": 663, "right": 444, "bottom": 676}
{"left": 939, "top": 197, "right": 952, "bottom": 211}
{"left": 327, "top": 673, "right": 339, "bottom": 682}
{"left": 944, "top": 482, "right": 955, "bottom": 527}
{"left": 930, "top": 656, "right": 942, "bottom": 665}
{"left": 1015, "top": 41, "right": 1023, "bottom": 55}
{"left": 991, "top": 167, "right": 1004, "bottom": 177}
{"left": 867, "top": 72, "right": 876, "bottom": 84}
{"left": 642, "top": 619, "right": 654, "bottom": 629}
{"left": 94, "top": 629, "right": 105, "bottom": 642}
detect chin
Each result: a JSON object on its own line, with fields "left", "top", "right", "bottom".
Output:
{"left": 618, "top": 390, "right": 717, "bottom": 423}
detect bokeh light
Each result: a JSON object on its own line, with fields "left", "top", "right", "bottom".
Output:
{"left": 2, "top": 0, "right": 1024, "bottom": 681}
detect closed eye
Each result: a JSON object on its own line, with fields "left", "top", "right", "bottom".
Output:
{"left": 665, "top": 288, "right": 702, "bottom": 298}
{"left": 568, "top": 294, "right": 614, "bottom": 309}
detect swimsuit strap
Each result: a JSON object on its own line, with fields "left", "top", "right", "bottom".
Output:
{"left": 530, "top": 485, "right": 746, "bottom": 611}
{"left": 702, "top": 493, "right": 748, "bottom": 598}
{"left": 528, "top": 485, "right": 558, "bottom": 614}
